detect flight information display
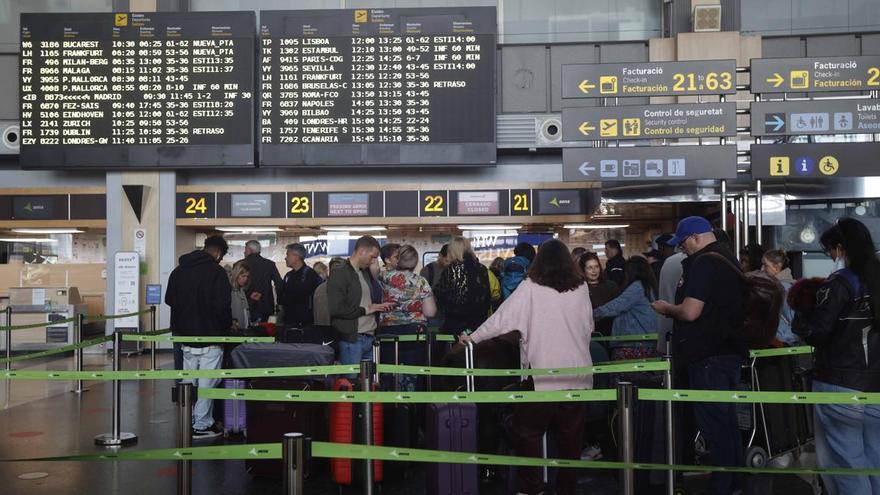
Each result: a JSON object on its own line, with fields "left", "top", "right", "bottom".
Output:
{"left": 258, "top": 7, "right": 496, "bottom": 167}
{"left": 19, "top": 12, "right": 255, "bottom": 168}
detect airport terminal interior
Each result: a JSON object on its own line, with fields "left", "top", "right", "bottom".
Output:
{"left": 2, "top": 0, "right": 880, "bottom": 494}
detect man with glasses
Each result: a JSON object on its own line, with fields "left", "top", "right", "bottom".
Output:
{"left": 652, "top": 216, "right": 747, "bottom": 494}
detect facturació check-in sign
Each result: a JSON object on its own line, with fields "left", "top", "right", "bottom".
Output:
{"left": 750, "top": 56, "right": 880, "bottom": 94}
{"left": 561, "top": 60, "right": 737, "bottom": 98}
{"left": 562, "top": 102, "right": 737, "bottom": 141}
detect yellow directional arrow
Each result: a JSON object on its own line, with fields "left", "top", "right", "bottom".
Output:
{"left": 578, "top": 122, "right": 596, "bottom": 135}
{"left": 578, "top": 80, "right": 596, "bottom": 93}
{"left": 766, "top": 73, "right": 785, "bottom": 88}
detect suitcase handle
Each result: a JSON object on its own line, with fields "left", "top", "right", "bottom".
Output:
{"left": 464, "top": 341, "right": 475, "bottom": 393}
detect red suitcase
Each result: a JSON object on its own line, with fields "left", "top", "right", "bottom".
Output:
{"left": 330, "top": 377, "right": 385, "bottom": 486}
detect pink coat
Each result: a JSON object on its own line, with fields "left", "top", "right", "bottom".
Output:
{"left": 470, "top": 278, "right": 594, "bottom": 391}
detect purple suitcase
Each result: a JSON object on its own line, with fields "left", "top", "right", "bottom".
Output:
{"left": 224, "top": 378, "right": 247, "bottom": 436}
{"left": 426, "top": 342, "right": 478, "bottom": 495}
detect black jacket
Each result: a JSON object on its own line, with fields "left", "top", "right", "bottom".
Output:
{"left": 244, "top": 253, "right": 283, "bottom": 321}
{"left": 279, "top": 265, "right": 324, "bottom": 327}
{"left": 605, "top": 254, "right": 626, "bottom": 287}
{"left": 434, "top": 256, "right": 490, "bottom": 333}
{"left": 793, "top": 269, "right": 880, "bottom": 392}
{"left": 673, "top": 241, "right": 747, "bottom": 365}
{"left": 165, "top": 250, "right": 232, "bottom": 346}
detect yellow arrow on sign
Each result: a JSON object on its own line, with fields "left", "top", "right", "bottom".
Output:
{"left": 578, "top": 122, "right": 596, "bottom": 135}
{"left": 766, "top": 73, "right": 785, "bottom": 88}
{"left": 578, "top": 80, "right": 596, "bottom": 93}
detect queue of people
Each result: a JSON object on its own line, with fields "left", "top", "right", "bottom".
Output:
{"left": 163, "top": 217, "right": 879, "bottom": 495}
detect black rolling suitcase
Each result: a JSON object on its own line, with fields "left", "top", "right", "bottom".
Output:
{"left": 378, "top": 335, "right": 418, "bottom": 479}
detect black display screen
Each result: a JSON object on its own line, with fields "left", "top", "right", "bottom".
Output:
{"left": 19, "top": 12, "right": 255, "bottom": 168}
{"left": 258, "top": 7, "right": 496, "bottom": 167}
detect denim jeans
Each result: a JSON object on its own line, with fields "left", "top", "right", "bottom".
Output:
{"left": 813, "top": 380, "right": 880, "bottom": 495}
{"left": 181, "top": 345, "right": 224, "bottom": 430}
{"left": 687, "top": 354, "right": 744, "bottom": 495}
{"left": 338, "top": 333, "right": 375, "bottom": 374}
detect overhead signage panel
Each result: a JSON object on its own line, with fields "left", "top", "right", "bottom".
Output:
{"left": 562, "top": 102, "right": 737, "bottom": 141}
{"left": 563, "top": 145, "right": 737, "bottom": 182}
{"left": 750, "top": 56, "right": 880, "bottom": 94}
{"left": 561, "top": 60, "right": 736, "bottom": 99}
{"left": 751, "top": 142, "right": 880, "bottom": 179}
{"left": 19, "top": 12, "right": 256, "bottom": 169}
{"left": 750, "top": 99, "right": 880, "bottom": 136}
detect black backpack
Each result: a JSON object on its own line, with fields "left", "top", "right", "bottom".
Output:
{"left": 706, "top": 252, "right": 784, "bottom": 348}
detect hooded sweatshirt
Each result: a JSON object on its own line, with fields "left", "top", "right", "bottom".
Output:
{"left": 166, "top": 250, "right": 232, "bottom": 346}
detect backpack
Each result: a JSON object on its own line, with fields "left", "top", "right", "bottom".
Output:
{"left": 501, "top": 257, "right": 529, "bottom": 299}
{"left": 706, "top": 252, "right": 784, "bottom": 348}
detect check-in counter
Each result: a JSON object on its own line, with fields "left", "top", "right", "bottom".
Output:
{"left": 0, "top": 287, "right": 88, "bottom": 351}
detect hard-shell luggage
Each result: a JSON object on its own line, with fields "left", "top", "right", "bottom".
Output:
{"left": 330, "top": 377, "right": 385, "bottom": 487}
{"left": 223, "top": 378, "right": 247, "bottom": 437}
{"left": 377, "top": 335, "right": 418, "bottom": 479}
{"left": 426, "top": 341, "right": 479, "bottom": 495}
{"left": 244, "top": 377, "right": 327, "bottom": 478}
{"left": 229, "top": 342, "right": 334, "bottom": 369}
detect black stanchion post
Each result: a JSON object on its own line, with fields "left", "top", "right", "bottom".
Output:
{"left": 175, "top": 382, "right": 193, "bottom": 495}
{"left": 360, "top": 358, "right": 375, "bottom": 495}
{"left": 5, "top": 306, "right": 12, "bottom": 371}
{"left": 150, "top": 305, "right": 157, "bottom": 371}
{"left": 617, "top": 381, "right": 636, "bottom": 495}
{"left": 94, "top": 331, "right": 138, "bottom": 446}
{"left": 664, "top": 353, "right": 675, "bottom": 495}
{"left": 282, "top": 432, "right": 309, "bottom": 495}
{"left": 73, "top": 313, "right": 88, "bottom": 394}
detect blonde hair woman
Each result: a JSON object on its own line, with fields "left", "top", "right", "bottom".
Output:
{"left": 230, "top": 262, "right": 251, "bottom": 330}
{"left": 433, "top": 236, "right": 491, "bottom": 334}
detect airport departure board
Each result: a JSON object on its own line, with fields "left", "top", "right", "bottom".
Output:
{"left": 19, "top": 12, "right": 255, "bottom": 168}
{"left": 258, "top": 7, "right": 496, "bottom": 167}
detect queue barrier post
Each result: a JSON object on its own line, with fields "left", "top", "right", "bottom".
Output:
{"left": 617, "top": 381, "right": 636, "bottom": 495}
{"left": 94, "top": 331, "right": 138, "bottom": 446}
{"left": 4, "top": 306, "right": 12, "bottom": 371}
{"left": 282, "top": 432, "right": 309, "bottom": 495}
{"left": 360, "top": 358, "right": 375, "bottom": 495}
{"left": 174, "top": 382, "right": 193, "bottom": 495}
{"left": 663, "top": 353, "right": 675, "bottom": 495}
{"left": 149, "top": 305, "right": 157, "bottom": 371}
{"left": 72, "top": 313, "right": 88, "bottom": 394}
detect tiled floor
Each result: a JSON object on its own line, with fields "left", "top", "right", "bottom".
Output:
{"left": 0, "top": 353, "right": 819, "bottom": 494}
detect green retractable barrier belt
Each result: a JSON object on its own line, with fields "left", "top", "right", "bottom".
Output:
{"left": 0, "top": 335, "right": 112, "bottom": 365}
{"left": 749, "top": 345, "right": 813, "bottom": 358}
{"left": 377, "top": 360, "right": 669, "bottom": 377}
{"left": 1, "top": 317, "right": 77, "bottom": 331}
{"left": 590, "top": 333, "right": 658, "bottom": 342}
{"left": 85, "top": 309, "right": 151, "bottom": 322}
{"left": 3, "top": 441, "right": 880, "bottom": 477}
{"left": 199, "top": 387, "right": 617, "bottom": 404}
{"left": 121, "top": 335, "right": 275, "bottom": 344}
{"left": 640, "top": 388, "right": 880, "bottom": 405}
{"left": 0, "top": 364, "right": 360, "bottom": 381}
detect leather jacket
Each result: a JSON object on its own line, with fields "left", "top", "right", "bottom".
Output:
{"left": 793, "top": 269, "right": 880, "bottom": 392}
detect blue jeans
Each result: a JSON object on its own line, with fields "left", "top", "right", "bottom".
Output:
{"left": 181, "top": 345, "right": 224, "bottom": 430}
{"left": 813, "top": 380, "right": 880, "bottom": 495}
{"left": 338, "top": 333, "right": 375, "bottom": 373}
{"left": 687, "top": 355, "right": 744, "bottom": 495}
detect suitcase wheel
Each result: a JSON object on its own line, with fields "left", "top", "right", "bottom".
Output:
{"left": 746, "top": 445, "right": 768, "bottom": 468}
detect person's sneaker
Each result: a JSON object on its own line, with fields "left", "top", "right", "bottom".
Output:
{"left": 192, "top": 422, "right": 223, "bottom": 440}
{"left": 580, "top": 444, "right": 603, "bottom": 461}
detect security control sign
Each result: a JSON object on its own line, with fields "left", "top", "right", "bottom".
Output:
{"left": 563, "top": 145, "right": 737, "bottom": 182}
{"left": 751, "top": 56, "right": 880, "bottom": 93}
{"left": 562, "top": 60, "right": 736, "bottom": 98}
{"left": 751, "top": 142, "right": 880, "bottom": 179}
{"left": 750, "top": 99, "right": 880, "bottom": 136}
{"left": 562, "top": 102, "right": 736, "bottom": 141}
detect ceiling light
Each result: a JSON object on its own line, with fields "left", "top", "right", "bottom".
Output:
{"left": 564, "top": 224, "right": 630, "bottom": 229}
{"left": 11, "top": 228, "right": 83, "bottom": 234}
{"left": 215, "top": 227, "right": 282, "bottom": 233}
{"left": 322, "top": 226, "right": 386, "bottom": 232}
{"left": 300, "top": 235, "right": 387, "bottom": 241}
{"left": 457, "top": 225, "right": 522, "bottom": 230}
{"left": 0, "top": 238, "right": 59, "bottom": 243}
